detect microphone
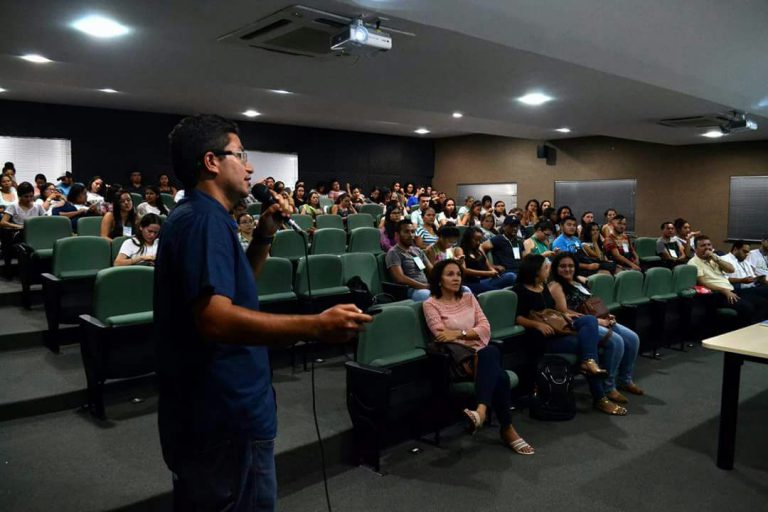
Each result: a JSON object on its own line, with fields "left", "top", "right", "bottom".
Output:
{"left": 251, "top": 183, "right": 304, "bottom": 233}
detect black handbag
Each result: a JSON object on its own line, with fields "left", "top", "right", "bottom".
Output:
{"left": 436, "top": 342, "right": 478, "bottom": 380}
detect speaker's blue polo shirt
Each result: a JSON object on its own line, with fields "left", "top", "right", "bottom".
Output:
{"left": 155, "top": 190, "right": 276, "bottom": 464}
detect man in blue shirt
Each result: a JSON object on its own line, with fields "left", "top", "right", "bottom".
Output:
{"left": 552, "top": 216, "right": 601, "bottom": 274}
{"left": 157, "top": 115, "right": 370, "bottom": 511}
{"left": 56, "top": 171, "right": 73, "bottom": 196}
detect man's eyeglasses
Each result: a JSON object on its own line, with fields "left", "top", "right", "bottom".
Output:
{"left": 210, "top": 150, "right": 248, "bottom": 164}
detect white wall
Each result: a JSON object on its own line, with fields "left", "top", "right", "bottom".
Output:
{"left": 246, "top": 150, "right": 298, "bottom": 190}
{"left": 0, "top": 136, "right": 72, "bottom": 186}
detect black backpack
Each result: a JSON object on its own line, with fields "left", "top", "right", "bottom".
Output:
{"left": 346, "top": 276, "right": 395, "bottom": 312}
{"left": 529, "top": 355, "right": 576, "bottom": 421}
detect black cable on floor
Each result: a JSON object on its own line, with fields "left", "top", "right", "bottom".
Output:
{"left": 311, "top": 357, "right": 333, "bottom": 512}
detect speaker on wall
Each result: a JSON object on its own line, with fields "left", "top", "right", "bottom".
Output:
{"left": 537, "top": 144, "right": 557, "bottom": 166}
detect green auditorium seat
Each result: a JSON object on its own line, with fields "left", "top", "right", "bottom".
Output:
{"left": 643, "top": 267, "right": 682, "bottom": 354}
{"left": 316, "top": 214, "right": 344, "bottom": 230}
{"left": 77, "top": 216, "right": 103, "bottom": 237}
{"left": 130, "top": 193, "right": 143, "bottom": 208}
{"left": 636, "top": 237, "right": 661, "bottom": 264}
{"left": 310, "top": 228, "right": 346, "bottom": 255}
{"left": 613, "top": 270, "right": 653, "bottom": 354}
{"left": 110, "top": 236, "right": 130, "bottom": 265}
{"left": 477, "top": 290, "right": 525, "bottom": 341}
{"left": 319, "top": 196, "right": 334, "bottom": 211}
{"left": 348, "top": 227, "right": 383, "bottom": 254}
{"left": 294, "top": 255, "right": 350, "bottom": 312}
{"left": 672, "top": 264, "right": 709, "bottom": 344}
{"left": 341, "top": 252, "right": 382, "bottom": 296}
{"left": 270, "top": 230, "right": 308, "bottom": 262}
{"left": 255, "top": 257, "right": 297, "bottom": 313}
{"left": 345, "top": 305, "right": 436, "bottom": 471}
{"left": 359, "top": 204, "right": 383, "bottom": 217}
{"left": 160, "top": 193, "right": 175, "bottom": 210}
{"left": 290, "top": 214, "right": 313, "bottom": 231}
{"left": 79, "top": 266, "right": 155, "bottom": 418}
{"left": 41, "top": 236, "right": 112, "bottom": 352}
{"left": 672, "top": 264, "right": 698, "bottom": 299}
{"left": 246, "top": 202, "right": 262, "bottom": 216}
{"left": 375, "top": 252, "right": 409, "bottom": 300}
{"left": 18, "top": 216, "right": 72, "bottom": 309}
{"left": 347, "top": 213, "right": 374, "bottom": 231}
{"left": 587, "top": 273, "right": 620, "bottom": 311}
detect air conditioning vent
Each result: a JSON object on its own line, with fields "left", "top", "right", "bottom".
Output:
{"left": 218, "top": 5, "right": 351, "bottom": 58}
{"left": 658, "top": 114, "right": 731, "bottom": 128}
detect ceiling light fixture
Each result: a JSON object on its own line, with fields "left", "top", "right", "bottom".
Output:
{"left": 452, "top": 112, "right": 463, "bottom": 118}
{"left": 21, "top": 54, "right": 52, "bottom": 63}
{"left": 702, "top": 129, "right": 726, "bottom": 138}
{"left": 271, "top": 89, "right": 292, "bottom": 95}
{"left": 555, "top": 127, "right": 571, "bottom": 133}
{"left": 72, "top": 15, "right": 130, "bottom": 38}
{"left": 0, "top": 88, "right": 6, "bottom": 93}
{"left": 414, "top": 128, "right": 430, "bottom": 135}
{"left": 98, "top": 88, "right": 118, "bottom": 94}
{"left": 242, "top": 110, "right": 261, "bottom": 118}
{"left": 517, "top": 92, "right": 553, "bottom": 106}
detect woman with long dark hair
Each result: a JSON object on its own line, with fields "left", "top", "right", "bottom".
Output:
{"left": 458, "top": 227, "right": 516, "bottom": 294}
{"left": 459, "top": 200, "right": 482, "bottom": 227}
{"left": 100, "top": 189, "right": 137, "bottom": 240}
{"left": 114, "top": 213, "right": 162, "bottom": 266}
{"left": 137, "top": 185, "right": 169, "bottom": 217}
{"left": 379, "top": 202, "right": 402, "bottom": 251}
{"left": 513, "top": 254, "right": 626, "bottom": 415}
{"left": 423, "top": 259, "right": 534, "bottom": 454}
{"left": 548, "top": 252, "right": 642, "bottom": 404}
{"left": 521, "top": 199, "right": 540, "bottom": 227}
{"left": 158, "top": 173, "right": 177, "bottom": 196}
{"left": 437, "top": 198, "right": 458, "bottom": 226}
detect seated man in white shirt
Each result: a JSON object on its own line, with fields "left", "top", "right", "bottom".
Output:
{"left": 745, "top": 236, "right": 768, "bottom": 278}
{"left": 722, "top": 241, "right": 767, "bottom": 289}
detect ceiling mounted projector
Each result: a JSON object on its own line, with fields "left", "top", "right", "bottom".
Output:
{"left": 723, "top": 112, "right": 758, "bottom": 133}
{"left": 331, "top": 19, "right": 392, "bottom": 54}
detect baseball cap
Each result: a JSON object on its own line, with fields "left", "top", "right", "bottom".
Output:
{"left": 502, "top": 215, "right": 520, "bottom": 227}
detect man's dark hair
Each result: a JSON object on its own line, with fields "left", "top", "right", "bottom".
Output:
{"left": 418, "top": 193, "right": 430, "bottom": 200}
{"left": 437, "top": 225, "right": 459, "bottom": 239}
{"left": 481, "top": 195, "right": 492, "bottom": 204}
{"left": 731, "top": 240, "right": 747, "bottom": 252}
{"left": 34, "top": 173, "right": 46, "bottom": 182}
{"left": 660, "top": 221, "right": 674, "bottom": 230}
{"left": 3, "top": 161, "right": 15, "bottom": 171}
{"left": 266, "top": 176, "right": 275, "bottom": 182}
{"left": 396, "top": 219, "right": 413, "bottom": 233}
{"left": 613, "top": 214, "right": 626, "bottom": 222}
{"left": 67, "top": 183, "right": 86, "bottom": 203}
{"left": 17, "top": 182, "right": 34, "bottom": 196}
{"left": 535, "top": 220, "right": 553, "bottom": 232}
{"left": 694, "top": 235, "right": 710, "bottom": 247}
{"left": 169, "top": 114, "right": 240, "bottom": 190}
{"left": 673, "top": 218, "right": 688, "bottom": 231}
{"left": 428, "top": 259, "right": 464, "bottom": 299}
{"left": 516, "top": 254, "right": 547, "bottom": 286}
{"left": 494, "top": 201, "right": 505, "bottom": 208}
{"left": 561, "top": 215, "right": 577, "bottom": 225}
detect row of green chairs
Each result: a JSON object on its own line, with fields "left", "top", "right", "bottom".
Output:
{"left": 270, "top": 227, "right": 383, "bottom": 259}
{"left": 635, "top": 237, "right": 662, "bottom": 265}
{"left": 79, "top": 266, "right": 155, "bottom": 418}
{"left": 347, "top": 301, "right": 519, "bottom": 471}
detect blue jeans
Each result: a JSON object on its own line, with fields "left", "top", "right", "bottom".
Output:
{"left": 464, "top": 272, "right": 517, "bottom": 295}
{"left": 172, "top": 437, "right": 277, "bottom": 512}
{"left": 599, "top": 323, "right": 639, "bottom": 391}
{"left": 545, "top": 315, "right": 606, "bottom": 401}
{"left": 473, "top": 345, "right": 512, "bottom": 428}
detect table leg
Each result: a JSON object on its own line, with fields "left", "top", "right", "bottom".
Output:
{"left": 716, "top": 352, "right": 743, "bottom": 470}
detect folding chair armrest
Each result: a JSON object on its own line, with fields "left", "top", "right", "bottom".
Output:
{"left": 79, "top": 314, "right": 108, "bottom": 329}
{"left": 382, "top": 281, "right": 409, "bottom": 300}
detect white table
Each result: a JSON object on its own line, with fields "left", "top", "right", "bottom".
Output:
{"left": 703, "top": 323, "right": 768, "bottom": 469}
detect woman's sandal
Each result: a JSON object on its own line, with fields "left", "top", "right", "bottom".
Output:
{"left": 463, "top": 409, "right": 483, "bottom": 434}
{"left": 594, "top": 397, "right": 627, "bottom": 416}
{"left": 508, "top": 438, "right": 535, "bottom": 455}
{"left": 618, "top": 382, "right": 645, "bottom": 395}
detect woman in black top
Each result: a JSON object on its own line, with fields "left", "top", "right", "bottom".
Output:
{"left": 513, "top": 254, "right": 626, "bottom": 415}
{"left": 458, "top": 227, "right": 516, "bottom": 294}
{"left": 548, "top": 252, "right": 643, "bottom": 404}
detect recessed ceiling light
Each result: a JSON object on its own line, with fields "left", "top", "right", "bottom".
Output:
{"left": 242, "top": 110, "right": 261, "bottom": 118}
{"left": 517, "top": 92, "right": 553, "bottom": 106}
{"left": 414, "top": 128, "right": 430, "bottom": 135}
{"left": 555, "top": 127, "right": 571, "bottom": 133}
{"left": 702, "top": 129, "right": 726, "bottom": 138}
{"left": 98, "top": 88, "right": 118, "bottom": 94}
{"left": 452, "top": 112, "right": 463, "bottom": 118}
{"left": 21, "top": 54, "right": 52, "bottom": 64}
{"left": 271, "top": 89, "right": 292, "bottom": 95}
{"left": 0, "top": 88, "right": 6, "bottom": 93}
{"left": 72, "top": 15, "right": 130, "bottom": 38}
